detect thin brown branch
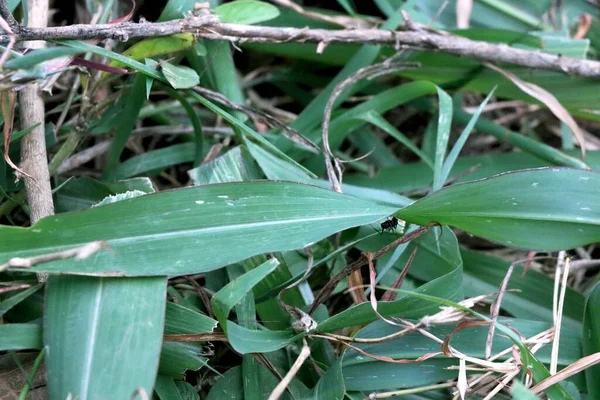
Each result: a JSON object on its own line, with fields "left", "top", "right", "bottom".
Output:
{"left": 0, "top": 16, "right": 598, "bottom": 78}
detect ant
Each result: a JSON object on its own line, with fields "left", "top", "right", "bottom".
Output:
{"left": 373, "top": 216, "right": 400, "bottom": 234}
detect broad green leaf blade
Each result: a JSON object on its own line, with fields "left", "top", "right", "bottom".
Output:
{"left": 215, "top": 0, "right": 280, "bottom": 24}
{"left": 397, "top": 168, "right": 600, "bottom": 250}
{"left": 1, "top": 181, "right": 397, "bottom": 276}
{"left": 44, "top": 276, "right": 167, "bottom": 399}
{"left": 55, "top": 177, "right": 155, "bottom": 212}
{"left": 162, "top": 62, "right": 200, "bottom": 89}
{"left": 159, "top": 342, "right": 208, "bottom": 379}
{"left": 188, "top": 146, "right": 261, "bottom": 185}
{"left": 583, "top": 281, "right": 600, "bottom": 398}
{"left": 205, "top": 360, "right": 308, "bottom": 400}
{"left": 164, "top": 302, "right": 217, "bottom": 334}
{"left": 309, "top": 358, "right": 345, "bottom": 400}
{"left": 155, "top": 375, "right": 184, "bottom": 400}
{"left": 0, "top": 324, "right": 42, "bottom": 350}
{"left": 513, "top": 381, "right": 542, "bottom": 400}
{"left": 345, "top": 150, "right": 600, "bottom": 195}
{"left": 432, "top": 87, "right": 453, "bottom": 191}
{"left": 206, "top": 367, "right": 244, "bottom": 400}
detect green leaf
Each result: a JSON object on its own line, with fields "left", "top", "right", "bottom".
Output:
{"left": 2, "top": 181, "right": 397, "bottom": 276}
{"left": 205, "top": 362, "right": 307, "bottom": 400}
{"left": 176, "top": 381, "right": 200, "bottom": 400}
{"left": 350, "top": 111, "right": 434, "bottom": 169}
{"left": 342, "top": 318, "right": 576, "bottom": 391}
{"left": 215, "top": 0, "right": 280, "bottom": 25}
{"left": 4, "top": 46, "right": 80, "bottom": 70}
{"left": 55, "top": 177, "right": 154, "bottom": 212}
{"left": 309, "top": 358, "right": 345, "bottom": 400}
{"left": 164, "top": 302, "right": 217, "bottom": 334}
{"left": 280, "top": 10, "right": 405, "bottom": 150}
{"left": 345, "top": 150, "right": 600, "bottom": 195}
{"left": 155, "top": 375, "right": 185, "bottom": 400}
{"left": 206, "top": 366, "right": 244, "bottom": 400}
{"left": 44, "top": 276, "right": 167, "bottom": 399}
{"left": 512, "top": 381, "right": 541, "bottom": 400}
{"left": 160, "top": 85, "right": 204, "bottom": 166}
{"left": 583, "top": 281, "right": 600, "bottom": 398}
{"left": 110, "top": 34, "right": 196, "bottom": 69}
{"left": 440, "top": 88, "right": 496, "bottom": 186}
{"left": 159, "top": 0, "right": 196, "bottom": 21}
{"left": 340, "top": 289, "right": 573, "bottom": 398}
{"left": 188, "top": 146, "right": 261, "bottom": 185}
{"left": 0, "top": 283, "right": 43, "bottom": 316}
{"left": 211, "top": 258, "right": 295, "bottom": 353}
{"left": 158, "top": 342, "right": 208, "bottom": 379}
{"left": 432, "top": 87, "right": 453, "bottom": 191}
{"left": 56, "top": 40, "right": 163, "bottom": 80}
{"left": 162, "top": 62, "right": 200, "bottom": 89}
{"left": 104, "top": 74, "right": 147, "bottom": 174}
{"left": 113, "top": 143, "right": 196, "bottom": 180}
{"left": 397, "top": 168, "right": 600, "bottom": 250}
{"left": 246, "top": 140, "right": 412, "bottom": 208}
{"left": 0, "top": 323, "right": 42, "bottom": 350}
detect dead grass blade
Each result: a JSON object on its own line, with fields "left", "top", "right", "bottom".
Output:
{"left": 268, "top": 339, "right": 311, "bottom": 400}
{"left": 269, "top": 0, "right": 379, "bottom": 28}
{"left": 456, "top": 0, "right": 473, "bottom": 29}
{"left": 1, "top": 90, "right": 34, "bottom": 179}
{"left": 531, "top": 352, "right": 600, "bottom": 394}
{"left": 486, "top": 63, "right": 587, "bottom": 159}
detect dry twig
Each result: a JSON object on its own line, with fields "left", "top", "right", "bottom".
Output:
{"left": 0, "top": 16, "right": 597, "bottom": 77}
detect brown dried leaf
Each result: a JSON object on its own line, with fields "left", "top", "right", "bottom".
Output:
{"left": 441, "top": 320, "right": 490, "bottom": 356}
{"left": 574, "top": 14, "right": 592, "bottom": 39}
{"left": 456, "top": 0, "right": 473, "bottom": 29}
{"left": 348, "top": 269, "right": 367, "bottom": 304}
{"left": 1, "top": 90, "right": 33, "bottom": 179}
{"left": 486, "top": 63, "right": 587, "bottom": 160}
{"left": 381, "top": 246, "right": 418, "bottom": 302}
{"left": 531, "top": 352, "right": 600, "bottom": 394}
{"left": 270, "top": 0, "right": 379, "bottom": 28}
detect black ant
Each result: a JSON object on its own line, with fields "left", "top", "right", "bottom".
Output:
{"left": 373, "top": 216, "right": 400, "bottom": 234}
